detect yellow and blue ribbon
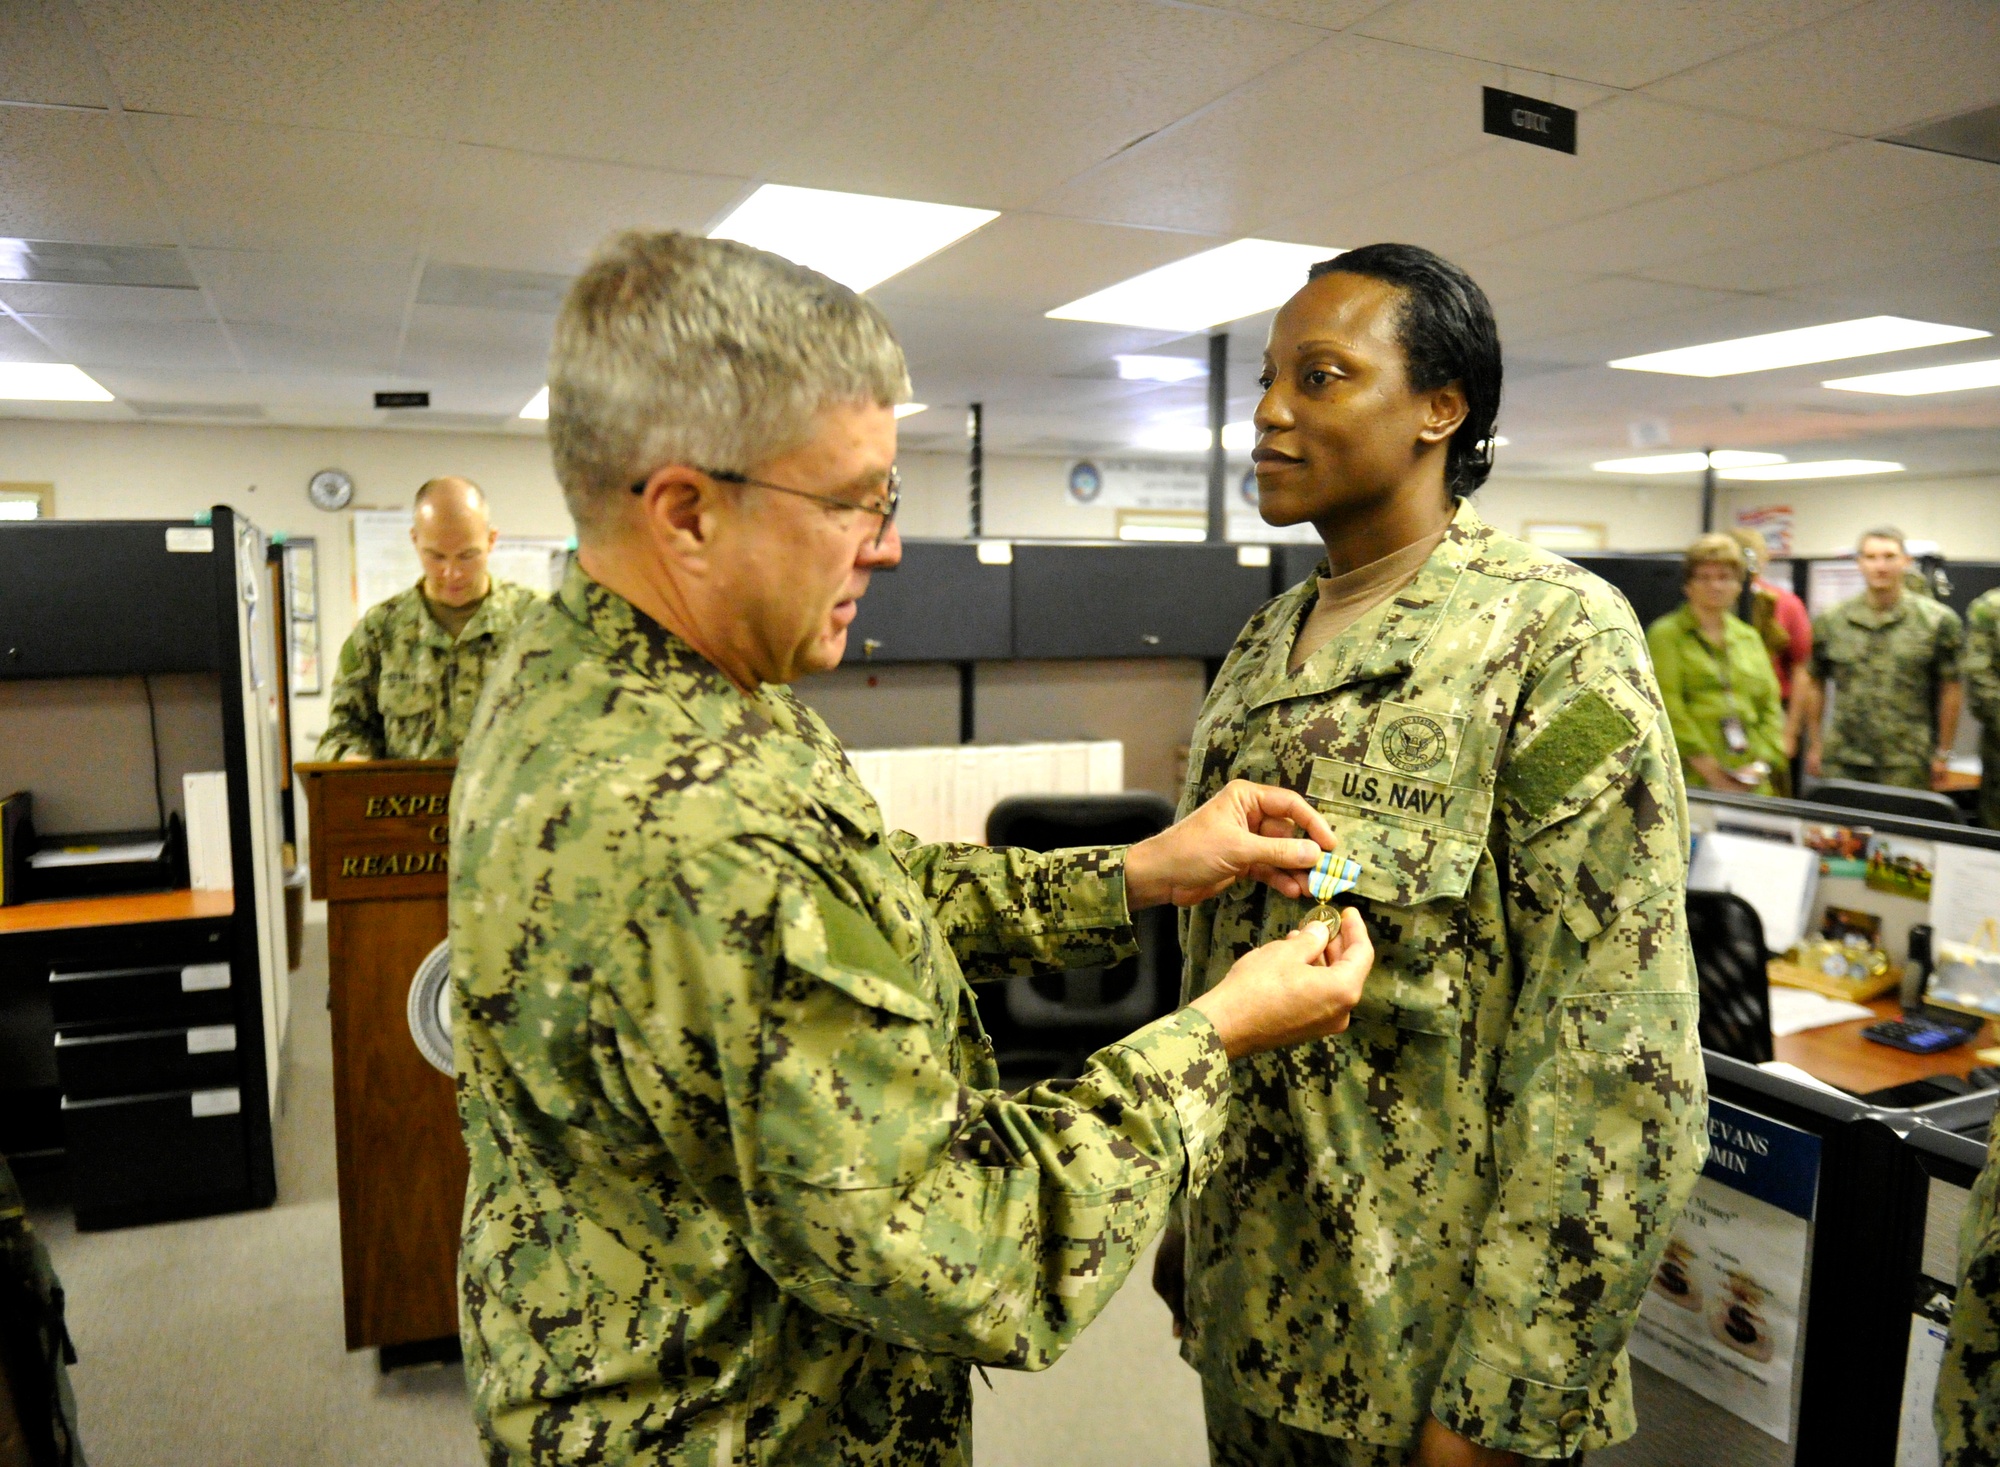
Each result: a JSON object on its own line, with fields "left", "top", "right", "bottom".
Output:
{"left": 1307, "top": 852, "right": 1362, "bottom": 904}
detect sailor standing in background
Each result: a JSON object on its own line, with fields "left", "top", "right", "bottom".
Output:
{"left": 315, "top": 477, "right": 540, "bottom": 760}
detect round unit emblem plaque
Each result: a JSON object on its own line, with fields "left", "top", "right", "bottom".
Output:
{"left": 1380, "top": 714, "right": 1448, "bottom": 774}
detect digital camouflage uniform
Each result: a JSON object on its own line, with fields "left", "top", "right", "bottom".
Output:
{"left": 1809, "top": 591, "right": 1964, "bottom": 791}
{"left": 449, "top": 565, "right": 1231, "bottom": 1466}
{"left": 1177, "top": 501, "right": 1708, "bottom": 1461}
{"left": 1937, "top": 1124, "right": 2000, "bottom": 1465}
{"left": 315, "top": 578, "right": 540, "bottom": 759}
{"left": 1962, "top": 589, "right": 2000, "bottom": 830}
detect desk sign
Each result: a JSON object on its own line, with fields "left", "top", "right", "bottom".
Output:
{"left": 1482, "top": 87, "right": 1577, "bottom": 154}
{"left": 1630, "top": 1099, "right": 1820, "bottom": 1442}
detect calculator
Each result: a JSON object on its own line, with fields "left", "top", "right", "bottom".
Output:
{"left": 1863, "top": 1010, "right": 1984, "bottom": 1054}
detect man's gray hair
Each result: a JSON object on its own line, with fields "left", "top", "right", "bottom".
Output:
{"left": 548, "top": 231, "right": 910, "bottom": 536}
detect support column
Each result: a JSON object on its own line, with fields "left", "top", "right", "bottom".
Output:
{"left": 1206, "top": 333, "right": 1228, "bottom": 542}
{"left": 1701, "top": 447, "right": 1717, "bottom": 533}
{"left": 967, "top": 402, "right": 984, "bottom": 539}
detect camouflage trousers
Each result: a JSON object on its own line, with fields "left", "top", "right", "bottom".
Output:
{"left": 1200, "top": 1379, "right": 1582, "bottom": 1466}
{"left": 1824, "top": 758, "right": 1933, "bottom": 792}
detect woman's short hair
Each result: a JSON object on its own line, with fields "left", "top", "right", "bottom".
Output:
{"left": 548, "top": 231, "right": 910, "bottom": 536}
{"left": 1306, "top": 243, "right": 1502, "bottom": 498}
{"left": 1684, "top": 532, "right": 1748, "bottom": 585}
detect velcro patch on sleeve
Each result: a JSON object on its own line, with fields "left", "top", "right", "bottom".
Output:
{"left": 1504, "top": 689, "right": 1637, "bottom": 823}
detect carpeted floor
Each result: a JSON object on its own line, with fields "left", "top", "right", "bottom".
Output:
{"left": 32, "top": 923, "right": 1208, "bottom": 1466}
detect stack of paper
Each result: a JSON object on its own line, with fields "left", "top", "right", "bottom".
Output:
{"left": 1766, "top": 986, "right": 1873, "bottom": 1038}
{"left": 183, "top": 771, "right": 233, "bottom": 891}
{"left": 849, "top": 741, "right": 1125, "bottom": 844}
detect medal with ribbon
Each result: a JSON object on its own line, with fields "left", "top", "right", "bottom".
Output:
{"left": 1304, "top": 850, "right": 1361, "bottom": 926}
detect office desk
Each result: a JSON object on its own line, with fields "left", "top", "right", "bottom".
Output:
{"left": 0, "top": 888, "right": 233, "bottom": 936}
{"left": 1775, "top": 996, "right": 1991, "bottom": 1094}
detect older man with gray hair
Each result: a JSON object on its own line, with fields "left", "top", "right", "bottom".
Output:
{"left": 447, "top": 229, "right": 1376, "bottom": 1464}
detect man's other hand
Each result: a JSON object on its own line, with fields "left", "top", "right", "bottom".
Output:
{"left": 1125, "top": 779, "right": 1335, "bottom": 910}
{"left": 1151, "top": 1222, "right": 1187, "bottom": 1340}
{"left": 1407, "top": 1416, "right": 1523, "bottom": 1467}
{"left": 1189, "top": 908, "right": 1373, "bottom": 1060}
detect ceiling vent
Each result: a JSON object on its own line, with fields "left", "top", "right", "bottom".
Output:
{"left": 126, "top": 400, "right": 265, "bottom": 419}
{"left": 0, "top": 240, "right": 197, "bottom": 289}
{"left": 415, "top": 262, "right": 571, "bottom": 313}
{"left": 1884, "top": 103, "right": 2000, "bottom": 166}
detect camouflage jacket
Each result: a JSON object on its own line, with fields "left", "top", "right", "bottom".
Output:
{"left": 1177, "top": 501, "right": 1708, "bottom": 1459}
{"left": 449, "top": 565, "right": 1231, "bottom": 1466}
{"left": 315, "top": 578, "right": 540, "bottom": 760}
{"left": 1809, "top": 591, "right": 1963, "bottom": 783}
{"left": 1963, "top": 589, "right": 2000, "bottom": 830}
{"left": 1938, "top": 1123, "right": 2000, "bottom": 1464}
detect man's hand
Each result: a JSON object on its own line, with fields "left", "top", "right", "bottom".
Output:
{"left": 1804, "top": 743, "right": 1822, "bottom": 778}
{"left": 1407, "top": 1416, "right": 1523, "bottom": 1467}
{"left": 1151, "top": 1221, "right": 1187, "bottom": 1339}
{"left": 1188, "top": 908, "right": 1373, "bottom": 1060}
{"left": 1125, "top": 779, "right": 1335, "bottom": 910}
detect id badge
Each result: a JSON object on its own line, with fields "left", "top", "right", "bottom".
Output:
{"left": 1720, "top": 715, "right": 1750, "bottom": 755}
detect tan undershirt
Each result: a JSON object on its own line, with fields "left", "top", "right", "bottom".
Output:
{"left": 1287, "top": 522, "right": 1451, "bottom": 673}
{"left": 426, "top": 590, "right": 486, "bottom": 640}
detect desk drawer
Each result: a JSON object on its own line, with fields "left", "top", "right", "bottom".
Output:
{"left": 48, "top": 961, "right": 235, "bottom": 1028}
{"left": 53, "top": 1024, "right": 240, "bottom": 1101}
{"left": 60, "top": 1087, "right": 249, "bottom": 1227}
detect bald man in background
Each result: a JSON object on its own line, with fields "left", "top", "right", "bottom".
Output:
{"left": 316, "top": 477, "right": 542, "bottom": 760}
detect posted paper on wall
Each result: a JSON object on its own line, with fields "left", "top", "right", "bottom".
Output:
{"left": 1630, "top": 1099, "right": 1821, "bottom": 1442}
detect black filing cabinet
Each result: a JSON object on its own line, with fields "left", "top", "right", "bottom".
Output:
{"left": 34, "top": 916, "right": 256, "bottom": 1228}
{"left": 1011, "top": 543, "right": 1275, "bottom": 659}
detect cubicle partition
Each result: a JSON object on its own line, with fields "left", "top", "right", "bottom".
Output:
{"left": 1610, "top": 789, "right": 2000, "bottom": 1463}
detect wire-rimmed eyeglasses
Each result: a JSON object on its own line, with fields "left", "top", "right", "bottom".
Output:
{"left": 631, "top": 466, "right": 901, "bottom": 546}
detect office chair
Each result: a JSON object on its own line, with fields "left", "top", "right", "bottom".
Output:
{"left": 982, "top": 792, "right": 1180, "bottom": 1086}
{"left": 1685, "top": 889, "right": 1775, "bottom": 1064}
{"left": 1806, "top": 777, "right": 1965, "bottom": 826}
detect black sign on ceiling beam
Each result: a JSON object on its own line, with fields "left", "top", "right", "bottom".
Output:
{"left": 374, "top": 390, "right": 430, "bottom": 409}
{"left": 1482, "top": 87, "right": 1577, "bottom": 155}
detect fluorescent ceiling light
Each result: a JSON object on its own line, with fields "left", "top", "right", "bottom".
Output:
{"left": 1131, "top": 421, "right": 1254, "bottom": 453}
{"left": 0, "top": 501, "right": 38, "bottom": 520}
{"left": 1591, "top": 450, "right": 1785, "bottom": 474}
{"left": 1823, "top": 358, "right": 2000, "bottom": 396}
{"left": 518, "top": 386, "right": 548, "bottom": 420}
{"left": 0, "top": 362, "right": 112, "bottom": 401}
{"left": 1048, "top": 239, "right": 1338, "bottom": 332}
{"left": 1119, "top": 522, "right": 1208, "bottom": 542}
{"left": 710, "top": 184, "right": 998, "bottom": 293}
{"left": 1717, "top": 459, "right": 1905, "bottom": 481}
{"left": 1491, "top": 435, "right": 1510, "bottom": 447}
{"left": 1115, "top": 354, "right": 1207, "bottom": 383}
{"left": 893, "top": 402, "right": 928, "bottom": 418}
{"left": 1609, "top": 316, "right": 1988, "bottom": 377}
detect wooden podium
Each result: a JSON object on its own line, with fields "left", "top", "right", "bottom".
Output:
{"left": 297, "top": 759, "right": 465, "bottom": 1353}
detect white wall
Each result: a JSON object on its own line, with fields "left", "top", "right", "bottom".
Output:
{"left": 1722, "top": 476, "right": 2000, "bottom": 559}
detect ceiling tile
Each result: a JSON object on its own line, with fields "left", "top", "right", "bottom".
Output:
{"left": 771, "top": 0, "right": 1325, "bottom": 209}
{"left": 0, "top": 2, "right": 105, "bottom": 106}
{"left": 1354, "top": 0, "right": 1854, "bottom": 89}
{"left": 396, "top": 303, "right": 554, "bottom": 384}
{"left": 0, "top": 317, "right": 59, "bottom": 361}
{"left": 227, "top": 319, "right": 404, "bottom": 375}
{"left": 1780, "top": 245, "right": 2000, "bottom": 327}
{"left": 1187, "top": 0, "right": 1391, "bottom": 26}
{"left": 428, "top": 147, "right": 746, "bottom": 274}
{"left": 1639, "top": 184, "right": 2000, "bottom": 294}
{"left": 1646, "top": 0, "right": 2000, "bottom": 138}
{"left": 1472, "top": 139, "right": 1995, "bottom": 278}
{"left": 0, "top": 107, "right": 169, "bottom": 243}
{"left": 1497, "top": 277, "right": 1755, "bottom": 346}
{"left": 1030, "top": 34, "right": 1531, "bottom": 235}
{"left": 870, "top": 214, "right": 1227, "bottom": 316}
{"left": 1277, "top": 92, "right": 1833, "bottom": 260}
{"left": 132, "top": 115, "right": 438, "bottom": 252}
{"left": 0, "top": 280, "right": 212, "bottom": 322}
{"left": 191, "top": 250, "right": 416, "bottom": 326}
{"left": 462, "top": 0, "right": 932, "bottom": 176}
{"left": 19, "top": 314, "right": 239, "bottom": 370}
{"left": 73, "top": 0, "right": 480, "bottom": 135}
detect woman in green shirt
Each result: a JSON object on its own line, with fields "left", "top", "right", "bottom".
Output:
{"left": 1646, "top": 533, "right": 1787, "bottom": 795}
